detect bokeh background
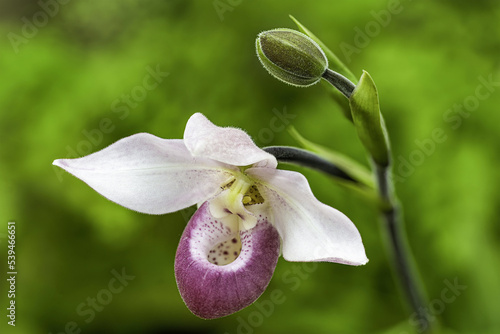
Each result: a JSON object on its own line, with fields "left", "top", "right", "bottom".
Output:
{"left": 1, "top": 0, "right": 499, "bottom": 333}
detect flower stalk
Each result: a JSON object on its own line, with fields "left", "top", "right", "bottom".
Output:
{"left": 321, "top": 68, "right": 355, "bottom": 99}
{"left": 256, "top": 21, "right": 433, "bottom": 332}
{"left": 263, "top": 146, "right": 358, "bottom": 184}
{"left": 375, "top": 162, "right": 432, "bottom": 333}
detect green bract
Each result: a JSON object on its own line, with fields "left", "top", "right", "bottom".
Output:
{"left": 256, "top": 28, "right": 328, "bottom": 87}
{"left": 349, "top": 71, "right": 390, "bottom": 167}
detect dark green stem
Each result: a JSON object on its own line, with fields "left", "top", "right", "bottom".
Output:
{"left": 263, "top": 146, "right": 357, "bottom": 183}
{"left": 322, "top": 68, "right": 356, "bottom": 98}
{"left": 296, "top": 53, "right": 431, "bottom": 332}
{"left": 375, "top": 163, "right": 432, "bottom": 333}
{"left": 265, "top": 144, "right": 431, "bottom": 332}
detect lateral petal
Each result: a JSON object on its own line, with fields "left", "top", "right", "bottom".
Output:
{"left": 175, "top": 202, "right": 280, "bottom": 319}
{"left": 247, "top": 167, "right": 368, "bottom": 265}
{"left": 183, "top": 113, "right": 277, "bottom": 168}
{"left": 53, "top": 133, "right": 235, "bottom": 214}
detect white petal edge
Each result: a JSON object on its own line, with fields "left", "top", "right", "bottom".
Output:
{"left": 247, "top": 167, "right": 368, "bottom": 265}
{"left": 53, "top": 133, "right": 236, "bottom": 214}
{"left": 183, "top": 113, "right": 277, "bottom": 168}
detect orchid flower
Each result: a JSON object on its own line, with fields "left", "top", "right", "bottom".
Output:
{"left": 53, "top": 113, "right": 368, "bottom": 319}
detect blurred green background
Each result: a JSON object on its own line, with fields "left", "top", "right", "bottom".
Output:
{"left": 1, "top": 0, "right": 499, "bottom": 333}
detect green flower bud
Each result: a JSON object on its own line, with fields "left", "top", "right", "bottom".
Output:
{"left": 256, "top": 28, "right": 328, "bottom": 87}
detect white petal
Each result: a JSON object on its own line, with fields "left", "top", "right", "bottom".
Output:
{"left": 247, "top": 167, "right": 368, "bottom": 265}
{"left": 183, "top": 113, "right": 277, "bottom": 168}
{"left": 53, "top": 133, "right": 236, "bottom": 214}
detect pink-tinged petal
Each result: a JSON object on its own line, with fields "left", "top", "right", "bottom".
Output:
{"left": 247, "top": 167, "right": 368, "bottom": 266}
{"left": 53, "top": 133, "right": 236, "bottom": 214}
{"left": 183, "top": 113, "right": 277, "bottom": 168}
{"left": 175, "top": 202, "right": 280, "bottom": 319}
